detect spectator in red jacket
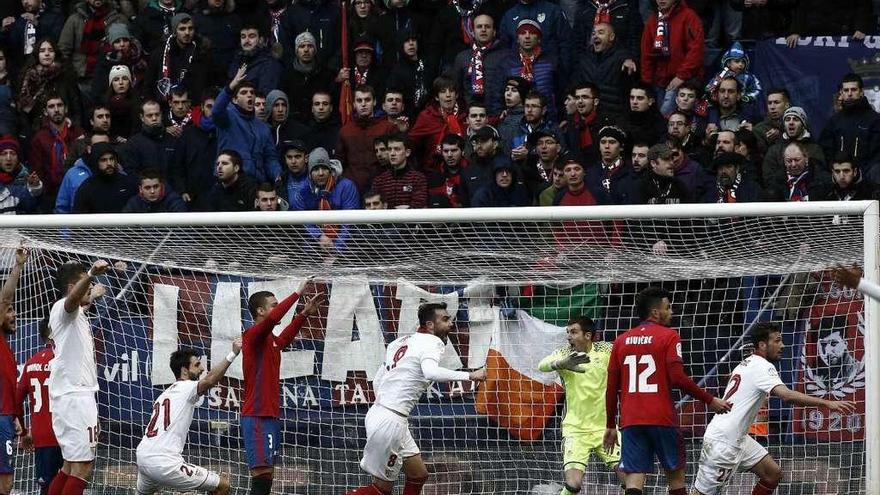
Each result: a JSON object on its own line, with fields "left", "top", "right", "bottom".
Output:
{"left": 370, "top": 133, "right": 427, "bottom": 209}
{"left": 409, "top": 76, "right": 467, "bottom": 171}
{"left": 337, "top": 84, "right": 396, "bottom": 193}
{"left": 28, "top": 95, "right": 84, "bottom": 210}
{"left": 640, "top": 0, "right": 705, "bottom": 116}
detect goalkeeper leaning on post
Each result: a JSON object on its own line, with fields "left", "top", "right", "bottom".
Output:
{"left": 538, "top": 316, "right": 625, "bottom": 495}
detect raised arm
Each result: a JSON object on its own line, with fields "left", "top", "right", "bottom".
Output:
{"left": 0, "top": 248, "right": 28, "bottom": 303}
{"left": 275, "top": 292, "right": 325, "bottom": 348}
{"left": 770, "top": 384, "right": 857, "bottom": 413}
{"left": 831, "top": 266, "right": 880, "bottom": 301}
{"left": 64, "top": 260, "right": 109, "bottom": 313}
{"left": 198, "top": 337, "right": 242, "bottom": 395}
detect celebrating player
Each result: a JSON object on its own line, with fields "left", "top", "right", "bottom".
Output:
{"left": 604, "top": 286, "right": 732, "bottom": 495}
{"left": 0, "top": 247, "right": 27, "bottom": 495}
{"left": 347, "top": 302, "right": 486, "bottom": 495}
{"left": 16, "top": 318, "right": 62, "bottom": 495}
{"left": 830, "top": 265, "right": 880, "bottom": 301}
{"left": 135, "top": 338, "right": 244, "bottom": 494}
{"left": 693, "top": 323, "right": 857, "bottom": 495}
{"left": 242, "top": 278, "right": 323, "bottom": 495}
{"left": 538, "top": 316, "right": 625, "bottom": 495}
{"left": 45, "top": 259, "right": 110, "bottom": 495}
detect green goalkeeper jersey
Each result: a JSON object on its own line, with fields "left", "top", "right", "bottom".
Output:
{"left": 538, "top": 341, "right": 613, "bottom": 436}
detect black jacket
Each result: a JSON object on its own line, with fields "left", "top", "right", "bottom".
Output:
{"left": 729, "top": 0, "right": 796, "bottom": 39}
{"left": 280, "top": 0, "right": 341, "bottom": 69}
{"left": 170, "top": 123, "right": 217, "bottom": 200}
{"left": 73, "top": 144, "right": 138, "bottom": 213}
{"left": 123, "top": 186, "right": 188, "bottom": 212}
{"left": 819, "top": 97, "right": 880, "bottom": 174}
{"left": 120, "top": 127, "right": 178, "bottom": 178}
{"left": 446, "top": 42, "right": 507, "bottom": 108}
{"left": 192, "top": 6, "right": 243, "bottom": 69}
{"left": 281, "top": 64, "right": 337, "bottom": 121}
{"left": 145, "top": 35, "right": 216, "bottom": 103}
{"left": 201, "top": 175, "right": 257, "bottom": 211}
{"left": 572, "top": 0, "right": 642, "bottom": 58}
{"left": 574, "top": 44, "right": 635, "bottom": 120}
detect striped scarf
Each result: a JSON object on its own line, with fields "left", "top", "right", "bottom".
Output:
{"left": 787, "top": 171, "right": 810, "bottom": 202}
{"left": 318, "top": 175, "right": 339, "bottom": 239}
{"left": 49, "top": 123, "right": 70, "bottom": 188}
{"left": 592, "top": 0, "right": 612, "bottom": 25}
{"left": 519, "top": 46, "right": 542, "bottom": 82}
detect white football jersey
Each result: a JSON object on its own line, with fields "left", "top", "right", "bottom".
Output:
{"left": 373, "top": 333, "right": 447, "bottom": 416}
{"left": 47, "top": 298, "right": 98, "bottom": 396}
{"left": 705, "top": 354, "right": 784, "bottom": 444}
{"left": 137, "top": 380, "right": 199, "bottom": 458}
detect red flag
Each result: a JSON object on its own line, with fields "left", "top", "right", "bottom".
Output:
{"left": 339, "top": 0, "right": 353, "bottom": 125}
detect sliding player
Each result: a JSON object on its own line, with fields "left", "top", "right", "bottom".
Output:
{"left": 347, "top": 302, "right": 486, "bottom": 495}
{"left": 693, "top": 323, "right": 856, "bottom": 495}
{"left": 538, "top": 316, "right": 625, "bottom": 495}
{"left": 136, "top": 339, "right": 243, "bottom": 494}
{"left": 604, "top": 286, "right": 732, "bottom": 495}
{"left": 242, "top": 278, "right": 322, "bottom": 495}
{"left": 46, "top": 259, "right": 110, "bottom": 495}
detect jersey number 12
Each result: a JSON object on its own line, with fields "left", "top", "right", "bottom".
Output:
{"left": 624, "top": 355, "right": 658, "bottom": 393}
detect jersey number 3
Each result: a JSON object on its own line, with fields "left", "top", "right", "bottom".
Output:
{"left": 146, "top": 398, "right": 171, "bottom": 437}
{"left": 623, "top": 355, "right": 658, "bottom": 393}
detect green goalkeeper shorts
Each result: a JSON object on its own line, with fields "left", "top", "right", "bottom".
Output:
{"left": 562, "top": 431, "right": 621, "bottom": 471}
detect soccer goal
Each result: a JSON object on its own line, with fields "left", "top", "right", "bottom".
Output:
{"left": 1, "top": 201, "right": 877, "bottom": 495}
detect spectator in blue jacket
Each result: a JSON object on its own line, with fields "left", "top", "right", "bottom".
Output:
{"left": 291, "top": 147, "right": 360, "bottom": 253}
{"left": 123, "top": 168, "right": 187, "bottom": 212}
{"left": 278, "top": 139, "right": 310, "bottom": 206}
{"left": 500, "top": 0, "right": 572, "bottom": 76}
{"left": 55, "top": 133, "right": 112, "bottom": 213}
{"left": 499, "top": 20, "right": 561, "bottom": 123}
{"left": 213, "top": 65, "right": 282, "bottom": 183}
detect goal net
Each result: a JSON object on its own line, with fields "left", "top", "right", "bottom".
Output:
{"left": 2, "top": 202, "right": 877, "bottom": 495}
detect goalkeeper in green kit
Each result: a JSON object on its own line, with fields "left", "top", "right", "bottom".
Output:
{"left": 538, "top": 316, "right": 625, "bottom": 495}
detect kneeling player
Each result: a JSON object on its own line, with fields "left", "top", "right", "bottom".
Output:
{"left": 135, "top": 339, "right": 243, "bottom": 494}
{"left": 347, "top": 303, "right": 486, "bottom": 495}
{"left": 538, "top": 316, "right": 624, "bottom": 494}
{"left": 693, "top": 323, "right": 856, "bottom": 495}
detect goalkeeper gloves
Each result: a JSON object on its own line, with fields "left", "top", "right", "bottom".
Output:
{"left": 552, "top": 351, "right": 590, "bottom": 372}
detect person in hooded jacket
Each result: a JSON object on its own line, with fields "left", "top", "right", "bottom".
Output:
{"left": 819, "top": 73, "right": 880, "bottom": 180}
{"left": 122, "top": 168, "right": 187, "bottom": 212}
{"left": 705, "top": 41, "right": 762, "bottom": 106}
{"left": 387, "top": 28, "right": 433, "bottom": 113}
{"left": 375, "top": 0, "right": 429, "bottom": 68}
{"left": 265, "top": 89, "right": 297, "bottom": 145}
{"left": 73, "top": 142, "right": 138, "bottom": 213}
{"left": 470, "top": 156, "right": 530, "bottom": 207}
{"left": 227, "top": 23, "right": 282, "bottom": 95}
{"left": 56, "top": 132, "right": 110, "bottom": 213}
{"left": 825, "top": 153, "right": 880, "bottom": 202}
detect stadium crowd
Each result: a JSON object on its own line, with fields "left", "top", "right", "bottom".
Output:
{"left": 0, "top": 0, "right": 878, "bottom": 224}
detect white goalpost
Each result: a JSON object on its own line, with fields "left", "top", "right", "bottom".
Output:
{"left": 1, "top": 201, "right": 877, "bottom": 495}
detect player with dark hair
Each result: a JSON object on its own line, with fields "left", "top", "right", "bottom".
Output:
{"left": 242, "top": 278, "right": 323, "bottom": 495}
{"left": 539, "top": 315, "right": 624, "bottom": 495}
{"left": 692, "top": 323, "right": 856, "bottom": 495}
{"left": 16, "top": 317, "right": 62, "bottom": 495}
{"left": 347, "top": 302, "right": 486, "bottom": 495}
{"left": 604, "top": 286, "right": 732, "bottom": 495}
{"left": 0, "top": 248, "right": 27, "bottom": 495}
{"left": 45, "top": 258, "right": 110, "bottom": 495}
{"left": 135, "top": 338, "right": 243, "bottom": 494}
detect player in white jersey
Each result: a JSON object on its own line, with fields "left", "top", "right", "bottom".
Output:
{"left": 693, "top": 323, "right": 857, "bottom": 495}
{"left": 346, "top": 303, "right": 486, "bottom": 495}
{"left": 45, "top": 259, "right": 110, "bottom": 495}
{"left": 136, "top": 338, "right": 243, "bottom": 494}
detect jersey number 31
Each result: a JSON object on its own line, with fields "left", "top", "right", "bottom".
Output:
{"left": 624, "top": 355, "right": 658, "bottom": 393}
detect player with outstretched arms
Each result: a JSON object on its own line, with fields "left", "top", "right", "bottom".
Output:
{"left": 241, "top": 277, "right": 323, "bottom": 495}
{"left": 604, "top": 286, "right": 732, "bottom": 495}
{"left": 347, "top": 302, "right": 486, "bottom": 495}
{"left": 537, "top": 315, "right": 625, "bottom": 495}
{"left": 16, "top": 318, "right": 62, "bottom": 495}
{"left": 0, "top": 248, "right": 27, "bottom": 495}
{"left": 692, "top": 323, "right": 856, "bottom": 495}
{"left": 45, "top": 259, "right": 110, "bottom": 495}
{"left": 831, "top": 265, "right": 880, "bottom": 301}
{"left": 136, "top": 338, "right": 244, "bottom": 494}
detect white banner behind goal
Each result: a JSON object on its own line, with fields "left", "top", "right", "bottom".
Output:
{"left": 0, "top": 202, "right": 877, "bottom": 495}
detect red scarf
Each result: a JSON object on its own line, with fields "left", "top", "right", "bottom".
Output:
{"left": 49, "top": 123, "right": 70, "bottom": 188}
{"left": 519, "top": 46, "right": 542, "bottom": 82}
{"left": 575, "top": 111, "right": 597, "bottom": 149}
{"left": 354, "top": 67, "right": 369, "bottom": 86}
{"left": 81, "top": 7, "right": 109, "bottom": 74}
{"left": 318, "top": 175, "right": 339, "bottom": 239}
{"left": 592, "top": 0, "right": 612, "bottom": 24}
{"left": 468, "top": 41, "right": 496, "bottom": 96}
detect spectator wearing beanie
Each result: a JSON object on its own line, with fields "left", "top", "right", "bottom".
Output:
{"left": 495, "top": 76, "right": 530, "bottom": 133}
{"left": 337, "top": 84, "right": 396, "bottom": 193}
{"left": 0, "top": 135, "right": 43, "bottom": 214}
{"left": 281, "top": 0, "right": 341, "bottom": 70}
{"left": 136, "top": 0, "right": 190, "bottom": 54}
{"left": 227, "top": 23, "right": 283, "bottom": 95}
{"left": 291, "top": 147, "right": 360, "bottom": 253}
{"left": 763, "top": 106, "right": 827, "bottom": 197}
{"left": 192, "top": 0, "right": 242, "bottom": 68}
{"left": 73, "top": 141, "right": 138, "bottom": 213}
{"left": 91, "top": 23, "right": 149, "bottom": 102}
{"left": 145, "top": 13, "right": 214, "bottom": 103}
{"left": 499, "top": 19, "right": 561, "bottom": 122}
{"left": 585, "top": 125, "right": 634, "bottom": 205}
{"left": 386, "top": 28, "right": 432, "bottom": 112}
{"left": 500, "top": 0, "right": 572, "bottom": 75}
{"left": 552, "top": 159, "right": 608, "bottom": 245}
{"left": 281, "top": 31, "right": 337, "bottom": 121}
{"left": 58, "top": 0, "right": 128, "bottom": 93}
{"left": 471, "top": 156, "right": 531, "bottom": 207}
{"left": 702, "top": 151, "right": 761, "bottom": 203}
